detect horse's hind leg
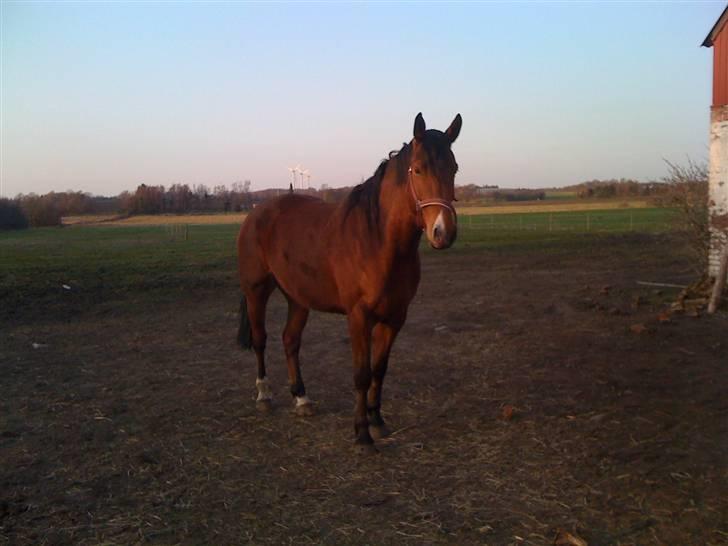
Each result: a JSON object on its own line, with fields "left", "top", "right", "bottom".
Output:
{"left": 248, "top": 278, "right": 276, "bottom": 412}
{"left": 368, "top": 321, "right": 402, "bottom": 439}
{"left": 282, "top": 298, "right": 314, "bottom": 416}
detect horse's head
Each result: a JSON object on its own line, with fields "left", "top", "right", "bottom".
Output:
{"left": 408, "top": 112, "right": 461, "bottom": 249}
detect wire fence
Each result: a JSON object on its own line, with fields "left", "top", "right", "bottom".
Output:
{"left": 459, "top": 209, "right": 676, "bottom": 234}
{"left": 154, "top": 209, "right": 677, "bottom": 241}
{"left": 165, "top": 224, "right": 189, "bottom": 240}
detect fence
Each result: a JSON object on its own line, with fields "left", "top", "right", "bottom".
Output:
{"left": 165, "top": 224, "right": 189, "bottom": 240}
{"left": 156, "top": 210, "right": 675, "bottom": 240}
{"left": 459, "top": 209, "right": 675, "bottom": 234}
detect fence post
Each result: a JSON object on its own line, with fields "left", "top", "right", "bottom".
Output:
{"left": 519, "top": 215, "right": 523, "bottom": 231}
{"left": 629, "top": 212, "right": 633, "bottom": 232}
{"left": 586, "top": 213, "right": 590, "bottom": 232}
{"left": 549, "top": 213, "right": 553, "bottom": 232}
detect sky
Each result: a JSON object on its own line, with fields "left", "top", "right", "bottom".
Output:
{"left": 0, "top": 1, "right": 724, "bottom": 197}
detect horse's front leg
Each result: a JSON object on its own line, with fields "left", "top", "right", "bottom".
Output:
{"left": 368, "top": 321, "right": 402, "bottom": 439}
{"left": 347, "top": 306, "right": 376, "bottom": 453}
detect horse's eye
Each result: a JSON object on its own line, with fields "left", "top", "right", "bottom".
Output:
{"left": 414, "top": 168, "right": 422, "bottom": 175}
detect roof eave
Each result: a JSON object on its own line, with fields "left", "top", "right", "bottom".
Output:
{"left": 703, "top": 5, "right": 728, "bottom": 47}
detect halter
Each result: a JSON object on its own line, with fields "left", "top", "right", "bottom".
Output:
{"left": 407, "top": 167, "right": 457, "bottom": 230}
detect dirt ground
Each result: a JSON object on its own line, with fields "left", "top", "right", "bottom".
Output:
{"left": 1, "top": 233, "right": 726, "bottom": 545}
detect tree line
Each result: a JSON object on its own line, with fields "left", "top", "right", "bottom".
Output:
{"left": 1, "top": 182, "right": 256, "bottom": 228}
{"left": 118, "top": 181, "right": 253, "bottom": 215}
{"left": 0, "top": 176, "right": 687, "bottom": 230}
{"left": 1, "top": 180, "right": 362, "bottom": 228}
{"left": 571, "top": 179, "right": 670, "bottom": 199}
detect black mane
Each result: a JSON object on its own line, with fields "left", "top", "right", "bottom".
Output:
{"left": 343, "top": 143, "right": 410, "bottom": 230}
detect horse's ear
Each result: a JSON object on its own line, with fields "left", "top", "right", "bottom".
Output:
{"left": 413, "top": 112, "right": 426, "bottom": 141}
{"left": 446, "top": 114, "right": 462, "bottom": 143}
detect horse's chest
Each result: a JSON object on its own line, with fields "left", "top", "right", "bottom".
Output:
{"left": 370, "top": 260, "right": 420, "bottom": 318}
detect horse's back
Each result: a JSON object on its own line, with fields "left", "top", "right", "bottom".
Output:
{"left": 237, "top": 194, "right": 342, "bottom": 310}
{"left": 238, "top": 194, "right": 336, "bottom": 247}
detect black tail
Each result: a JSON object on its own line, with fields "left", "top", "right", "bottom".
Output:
{"left": 237, "top": 296, "right": 253, "bottom": 350}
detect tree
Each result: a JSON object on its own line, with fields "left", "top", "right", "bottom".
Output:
{"left": 0, "top": 198, "right": 29, "bottom": 230}
{"left": 125, "top": 184, "right": 165, "bottom": 214}
{"left": 16, "top": 193, "right": 63, "bottom": 226}
{"left": 213, "top": 184, "right": 231, "bottom": 212}
{"left": 167, "top": 184, "right": 194, "bottom": 213}
{"left": 662, "top": 160, "right": 709, "bottom": 274}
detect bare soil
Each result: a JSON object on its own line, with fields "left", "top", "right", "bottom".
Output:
{"left": 1, "top": 234, "right": 726, "bottom": 545}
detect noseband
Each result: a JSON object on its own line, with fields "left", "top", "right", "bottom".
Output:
{"left": 407, "top": 167, "right": 457, "bottom": 230}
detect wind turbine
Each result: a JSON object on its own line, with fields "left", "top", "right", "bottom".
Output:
{"left": 294, "top": 165, "right": 302, "bottom": 190}
{"left": 288, "top": 166, "right": 297, "bottom": 189}
{"left": 301, "top": 169, "right": 311, "bottom": 189}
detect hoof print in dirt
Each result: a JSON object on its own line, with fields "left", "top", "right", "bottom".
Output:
{"left": 293, "top": 402, "right": 316, "bottom": 417}
{"left": 369, "top": 424, "right": 390, "bottom": 439}
{"left": 355, "top": 442, "right": 379, "bottom": 456}
{"left": 256, "top": 399, "right": 274, "bottom": 413}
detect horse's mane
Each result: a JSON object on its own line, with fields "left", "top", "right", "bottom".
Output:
{"left": 343, "top": 142, "right": 410, "bottom": 230}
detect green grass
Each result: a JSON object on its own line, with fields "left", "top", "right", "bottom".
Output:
{"left": 543, "top": 190, "right": 578, "bottom": 200}
{"left": 0, "top": 224, "right": 241, "bottom": 322}
{"left": 1, "top": 208, "right": 679, "bottom": 322}
{"left": 459, "top": 207, "right": 675, "bottom": 236}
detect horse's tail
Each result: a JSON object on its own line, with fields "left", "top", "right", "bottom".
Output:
{"left": 237, "top": 295, "right": 253, "bottom": 350}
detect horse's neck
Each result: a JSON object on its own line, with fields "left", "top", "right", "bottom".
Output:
{"left": 378, "top": 164, "right": 422, "bottom": 259}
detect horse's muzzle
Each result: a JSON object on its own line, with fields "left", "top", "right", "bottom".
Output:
{"left": 427, "top": 209, "right": 457, "bottom": 249}
{"left": 430, "top": 226, "right": 457, "bottom": 249}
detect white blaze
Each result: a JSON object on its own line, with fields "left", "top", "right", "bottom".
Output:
{"left": 433, "top": 210, "right": 446, "bottom": 239}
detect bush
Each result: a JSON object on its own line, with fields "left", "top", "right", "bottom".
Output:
{"left": 0, "top": 198, "right": 29, "bottom": 230}
{"left": 17, "top": 194, "right": 63, "bottom": 227}
{"left": 662, "top": 160, "right": 709, "bottom": 274}
{"left": 490, "top": 189, "right": 545, "bottom": 202}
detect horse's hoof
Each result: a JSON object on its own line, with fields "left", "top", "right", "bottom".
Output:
{"left": 369, "top": 424, "right": 391, "bottom": 439}
{"left": 355, "top": 442, "right": 379, "bottom": 455}
{"left": 256, "top": 399, "right": 273, "bottom": 413}
{"left": 294, "top": 402, "right": 316, "bottom": 417}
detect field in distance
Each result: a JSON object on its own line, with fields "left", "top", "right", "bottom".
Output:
{"left": 62, "top": 198, "right": 654, "bottom": 226}
{"left": 63, "top": 212, "right": 249, "bottom": 226}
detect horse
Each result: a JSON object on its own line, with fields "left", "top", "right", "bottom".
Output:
{"left": 236, "top": 112, "right": 462, "bottom": 453}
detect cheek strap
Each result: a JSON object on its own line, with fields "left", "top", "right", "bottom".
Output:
{"left": 408, "top": 167, "right": 457, "bottom": 230}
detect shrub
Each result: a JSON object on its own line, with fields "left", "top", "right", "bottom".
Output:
{"left": 17, "top": 194, "right": 63, "bottom": 227}
{"left": 0, "top": 198, "right": 29, "bottom": 230}
{"left": 662, "top": 160, "right": 709, "bottom": 274}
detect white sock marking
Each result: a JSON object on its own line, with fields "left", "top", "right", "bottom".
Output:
{"left": 256, "top": 377, "right": 273, "bottom": 401}
{"left": 295, "top": 395, "right": 312, "bottom": 407}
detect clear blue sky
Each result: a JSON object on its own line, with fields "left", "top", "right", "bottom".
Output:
{"left": 1, "top": 1, "right": 724, "bottom": 196}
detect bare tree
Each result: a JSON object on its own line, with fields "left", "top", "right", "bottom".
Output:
{"left": 662, "top": 159, "right": 710, "bottom": 274}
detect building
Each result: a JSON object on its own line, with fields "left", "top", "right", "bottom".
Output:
{"left": 703, "top": 5, "right": 728, "bottom": 277}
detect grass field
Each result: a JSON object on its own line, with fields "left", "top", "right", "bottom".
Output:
{"left": 459, "top": 207, "right": 675, "bottom": 236}
{"left": 543, "top": 190, "right": 578, "bottom": 200}
{"left": 62, "top": 212, "right": 250, "bottom": 226}
{"left": 2, "top": 207, "right": 676, "bottom": 324}
{"left": 3, "top": 205, "right": 727, "bottom": 546}
{"left": 0, "top": 224, "right": 237, "bottom": 322}
{"left": 456, "top": 199, "right": 652, "bottom": 215}
{"left": 61, "top": 199, "right": 656, "bottom": 226}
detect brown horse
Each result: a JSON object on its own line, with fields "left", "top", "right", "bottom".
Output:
{"left": 237, "top": 112, "right": 461, "bottom": 452}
